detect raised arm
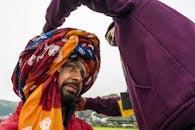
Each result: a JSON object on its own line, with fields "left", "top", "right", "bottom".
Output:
{"left": 78, "top": 0, "right": 135, "bottom": 17}
{"left": 43, "top": 0, "right": 81, "bottom": 32}
{"left": 43, "top": 0, "right": 136, "bottom": 32}
{"left": 85, "top": 97, "right": 121, "bottom": 116}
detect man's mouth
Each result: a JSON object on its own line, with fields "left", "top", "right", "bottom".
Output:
{"left": 65, "top": 85, "right": 78, "bottom": 94}
{"left": 62, "top": 82, "right": 80, "bottom": 95}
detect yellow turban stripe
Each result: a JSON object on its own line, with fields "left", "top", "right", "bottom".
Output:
{"left": 11, "top": 28, "right": 100, "bottom": 130}
{"left": 19, "top": 84, "right": 64, "bottom": 130}
{"left": 47, "top": 35, "right": 78, "bottom": 75}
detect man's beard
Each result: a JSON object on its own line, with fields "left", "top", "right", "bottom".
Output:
{"left": 60, "top": 82, "right": 80, "bottom": 106}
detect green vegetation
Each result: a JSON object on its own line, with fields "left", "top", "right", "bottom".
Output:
{"left": 0, "top": 100, "right": 18, "bottom": 115}
{"left": 93, "top": 127, "right": 138, "bottom": 130}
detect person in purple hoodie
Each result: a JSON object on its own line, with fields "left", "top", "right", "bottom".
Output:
{"left": 42, "top": 0, "right": 195, "bottom": 130}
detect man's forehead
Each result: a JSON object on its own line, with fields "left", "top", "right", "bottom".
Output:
{"left": 65, "top": 59, "right": 83, "bottom": 67}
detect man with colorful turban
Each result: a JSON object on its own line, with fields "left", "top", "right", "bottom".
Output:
{"left": 0, "top": 27, "right": 100, "bottom": 130}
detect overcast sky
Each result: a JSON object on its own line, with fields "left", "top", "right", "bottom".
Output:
{"left": 0, "top": 0, "right": 195, "bottom": 101}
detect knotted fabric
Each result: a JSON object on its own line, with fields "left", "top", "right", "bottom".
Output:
{"left": 11, "top": 28, "right": 100, "bottom": 130}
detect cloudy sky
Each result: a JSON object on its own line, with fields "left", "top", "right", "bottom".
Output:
{"left": 0, "top": 0, "right": 195, "bottom": 101}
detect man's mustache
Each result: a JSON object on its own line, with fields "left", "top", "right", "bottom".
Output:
{"left": 61, "top": 82, "right": 80, "bottom": 92}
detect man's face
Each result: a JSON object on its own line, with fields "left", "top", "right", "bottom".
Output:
{"left": 105, "top": 27, "right": 117, "bottom": 46}
{"left": 58, "top": 60, "right": 85, "bottom": 106}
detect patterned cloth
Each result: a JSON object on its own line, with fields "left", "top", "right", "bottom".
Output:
{"left": 0, "top": 101, "right": 94, "bottom": 130}
{"left": 11, "top": 28, "right": 100, "bottom": 130}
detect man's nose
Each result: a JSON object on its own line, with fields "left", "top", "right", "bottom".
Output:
{"left": 71, "top": 72, "right": 83, "bottom": 82}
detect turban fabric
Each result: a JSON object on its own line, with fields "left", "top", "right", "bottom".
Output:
{"left": 11, "top": 28, "right": 100, "bottom": 130}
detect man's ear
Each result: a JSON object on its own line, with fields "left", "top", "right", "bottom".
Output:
{"left": 105, "top": 22, "right": 115, "bottom": 38}
{"left": 105, "top": 22, "right": 117, "bottom": 46}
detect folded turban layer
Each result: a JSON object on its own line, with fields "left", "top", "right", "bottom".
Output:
{"left": 11, "top": 28, "right": 100, "bottom": 130}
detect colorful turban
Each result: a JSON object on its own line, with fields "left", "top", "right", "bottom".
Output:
{"left": 11, "top": 28, "right": 100, "bottom": 130}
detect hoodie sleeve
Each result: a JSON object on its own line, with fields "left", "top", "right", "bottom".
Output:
{"left": 78, "top": 0, "right": 136, "bottom": 17}
{"left": 43, "top": 0, "right": 136, "bottom": 32}
{"left": 85, "top": 97, "right": 121, "bottom": 116}
{"left": 43, "top": 0, "right": 81, "bottom": 33}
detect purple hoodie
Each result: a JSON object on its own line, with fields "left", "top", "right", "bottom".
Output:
{"left": 43, "top": 0, "right": 195, "bottom": 130}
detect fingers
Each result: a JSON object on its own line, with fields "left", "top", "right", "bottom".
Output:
{"left": 75, "top": 97, "right": 86, "bottom": 111}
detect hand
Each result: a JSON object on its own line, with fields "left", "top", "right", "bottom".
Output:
{"left": 43, "top": 0, "right": 81, "bottom": 33}
{"left": 75, "top": 97, "right": 86, "bottom": 111}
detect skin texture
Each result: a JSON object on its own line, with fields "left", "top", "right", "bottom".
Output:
{"left": 58, "top": 60, "right": 84, "bottom": 106}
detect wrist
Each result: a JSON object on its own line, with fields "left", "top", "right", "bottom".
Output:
{"left": 43, "top": 23, "right": 56, "bottom": 33}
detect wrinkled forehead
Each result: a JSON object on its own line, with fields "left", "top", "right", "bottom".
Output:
{"left": 63, "top": 59, "right": 81, "bottom": 68}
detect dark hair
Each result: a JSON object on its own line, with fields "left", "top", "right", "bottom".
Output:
{"left": 105, "top": 22, "right": 115, "bottom": 38}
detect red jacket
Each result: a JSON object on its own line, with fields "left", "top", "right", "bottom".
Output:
{"left": 0, "top": 102, "right": 93, "bottom": 130}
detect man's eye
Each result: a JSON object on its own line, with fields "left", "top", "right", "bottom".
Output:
{"left": 80, "top": 70, "right": 85, "bottom": 78}
{"left": 65, "top": 64, "right": 75, "bottom": 70}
